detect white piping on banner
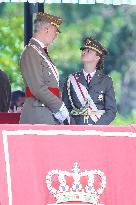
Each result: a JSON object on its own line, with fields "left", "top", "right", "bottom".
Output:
{"left": 2, "top": 131, "right": 12, "bottom": 205}
{"left": 2, "top": 129, "right": 136, "bottom": 137}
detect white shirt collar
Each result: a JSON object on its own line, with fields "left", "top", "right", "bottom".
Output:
{"left": 83, "top": 69, "right": 96, "bottom": 80}
{"left": 32, "top": 37, "right": 45, "bottom": 48}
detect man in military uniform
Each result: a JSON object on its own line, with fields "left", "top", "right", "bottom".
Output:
{"left": 62, "top": 37, "right": 117, "bottom": 125}
{"left": 20, "top": 12, "right": 72, "bottom": 124}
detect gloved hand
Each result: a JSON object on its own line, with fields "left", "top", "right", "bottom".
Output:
{"left": 53, "top": 103, "right": 70, "bottom": 124}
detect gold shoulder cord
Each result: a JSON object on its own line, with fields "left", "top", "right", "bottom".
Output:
{"left": 66, "top": 76, "right": 88, "bottom": 116}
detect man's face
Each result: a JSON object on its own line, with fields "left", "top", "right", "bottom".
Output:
{"left": 81, "top": 49, "right": 100, "bottom": 64}
{"left": 43, "top": 24, "right": 58, "bottom": 45}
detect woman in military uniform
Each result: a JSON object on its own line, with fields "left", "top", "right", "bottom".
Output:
{"left": 62, "top": 37, "right": 117, "bottom": 125}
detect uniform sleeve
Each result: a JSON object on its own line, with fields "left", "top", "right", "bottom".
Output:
{"left": 20, "top": 47, "right": 63, "bottom": 113}
{"left": 95, "top": 77, "right": 117, "bottom": 125}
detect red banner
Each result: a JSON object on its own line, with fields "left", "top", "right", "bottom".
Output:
{"left": 0, "top": 125, "right": 136, "bottom": 205}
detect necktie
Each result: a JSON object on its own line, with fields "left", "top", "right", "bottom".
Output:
{"left": 86, "top": 74, "right": 92, "bottom": 84}
{"left": 43, "top": 47, "right": 48, "bottom": 54}
{"left": 43, "top": 47, "right": 55, "bottom": 65}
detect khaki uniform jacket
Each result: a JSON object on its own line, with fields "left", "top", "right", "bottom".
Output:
{"left": 20, "top": 38, "right": 63, "bottom": 124}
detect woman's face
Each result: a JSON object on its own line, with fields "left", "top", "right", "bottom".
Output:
{"left": 81, "top": 48, "right": 100, "bottom": 64}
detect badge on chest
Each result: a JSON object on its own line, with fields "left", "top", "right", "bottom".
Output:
{"left": 98, "top": 91, "right": 104, "bottom": 101}
{"left": 48, "top": 71, "right": 51, "bottom": 76}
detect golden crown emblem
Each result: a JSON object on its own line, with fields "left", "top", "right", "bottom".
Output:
{"left": 46, "top": 162, "right": 106, "bottom": 205}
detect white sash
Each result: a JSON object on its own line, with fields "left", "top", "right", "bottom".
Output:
{"left": 30, "top": 44, "right": 59, "bottom": 85}
{"left": 69, "top": 74, "right": 103, "bottom": 123}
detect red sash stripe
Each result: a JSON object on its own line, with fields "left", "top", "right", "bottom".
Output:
{"left": 26, "top": 87, "right": 60, "bottom": 98}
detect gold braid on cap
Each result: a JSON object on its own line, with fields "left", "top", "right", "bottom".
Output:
{"left": 84, "top": 37, "right": 107, "bottom": 55}
{"left": 84, "top": 46, "right": 103, "bottom": 55}
{"left": 51, "top": 22, "right": 59, "bottom": 28}
{"left": 36, "top": 12, "right": 63, "bottom": 26}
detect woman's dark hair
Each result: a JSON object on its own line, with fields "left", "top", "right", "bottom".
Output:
{"left": 96, "top": 53, "right": 105, "bottom": 70}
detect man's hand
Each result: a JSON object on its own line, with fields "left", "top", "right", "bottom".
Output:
{"left": 53, "top": 103, "right": 70, "bottom": 124}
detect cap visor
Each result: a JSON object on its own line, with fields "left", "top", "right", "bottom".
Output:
{"left": 80, "top": 47, "right": 86, "bottom": 50}
{"left": 80, "top": 46, "right": 90, "bottom": 50}
{"left": 57, "top": 28, "right": 61, "bottom": 33}
{"left": 55, "top": 25, "right": 61, "bottom": 33}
